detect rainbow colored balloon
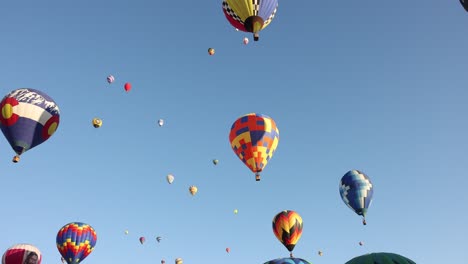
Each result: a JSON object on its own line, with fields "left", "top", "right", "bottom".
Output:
{"left": 272, "top": 210, "right": 303, "bottom": 257}
{"left": 56, "top": 222, "right": 97, "bottom": 264}
{"left": 0, "top": 88, "right": 60, "bottom": 163}
{"left": 229, "top": 113, "right": 279, "bottom": 181}
{"left": 2, "top": 244, "right": 42, "bottom": 264}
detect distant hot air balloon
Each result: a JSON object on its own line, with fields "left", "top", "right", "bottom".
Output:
{"left": 92, "top": 118, "right": 102, "bottom": 128}
{"left": 161, "top": 260, "right": 166, "bottom": 264}
{"left": 2, "top": 244, "right": 42, "bottom": 264}
{"left": 167, "top": 174, "right": 174, "bottom": 184}
{"left": 139, "top": 237, "right": 145, "bottom": 244}
{"left": 226, "top": 247, "right": 230, "bottom": 253}
{"left": 461, "top": 0, "right": 468, "bottom": 12}
{"left": 229, "top": 113, "right": 279, "bottom": 181}
{"left": 359, "top": 241, "right": 363, "bottom": 246}
{"left": 222, "top": 0, "right": 278, "bottom": 41}
{"left": 272, "top": 210, "right": 303, "bottom": 258}
{"left": 243, "top": 37, "right": 249, "bottom": 45}
{"left": 0, "top": 88, "right": 60, "bottom": 163}
{"left": 124, "top": 230, "right": 129, "bottom": 235}
{"left": 345, "top": 252, "right": 416, "bottom": 264}
{"left": 234, "top": 209, "right": 238, "bottom": 214}
{"left": 318, "top": 250, "right": 323, "bottom": 256}
{"left": 339, "top": 170, "right": 374, "bottom": 225}
{"left": 56, "top": 222, "right": 97, "bottom": 264}
{"left": 208, "top": 48, "right": 215, "bottom": 55}
{"left": 124, "top": 83, "right": 131, "bottom": 92}
{"left": 156, "top": 236, "right": 162, "bottom": 243}
{"left": 189, "top": 185, "right": 198, "bottom": 196}
{"left": 175, "top": 258, "right": 183, "bottom": 264}
{"left": 212, "top": 159, "right": 219, "bottom": 165}
{"left": 158, "top": 119, "right": 164, "bottom": 127}
{"left": 107, "top": 75, "right": 115, "bottom": 84}
{"left": 264, "top": 258, "right": 311, "bottom": 264}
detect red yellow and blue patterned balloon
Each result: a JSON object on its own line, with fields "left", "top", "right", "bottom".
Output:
{"left": 0, "top": 88, "right": 60, "bottom": 163}
{"left": 272, "top": 210, "right": 303, "bottom": 257}
{"left": 2, "top": 243, "right": 42, "bottom": 264}
{"left": 229, "top": 113, "right": 279, "bottom": 181}
{"left": 56, "top": 222, "right": 97, "bottom": 264}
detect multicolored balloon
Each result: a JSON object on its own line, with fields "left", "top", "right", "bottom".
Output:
{"left": 92, "top": 118, "right": 102, "bottom": 128}
{"left": 189, "top": 185, "right": 198, "bottom": 196}
{"left": 56, "top": 222, "right": 97, "bottom": 264}
{"left": 272, "top": 210, "right": 303, "bottom": 257}
{"left": 107, "top": 75, "right": 115, "bottom": 84}
{"left": 208, "top": 48, "right": 215, "bottom": 55}
{"left": 229, "top": 113, "right": 279, "bottom": 181}
{"left": 124, "top": 83, "right": 131, "bottom": 92}
{"left": 139, "top": 237, "right": 145, "bottom": 244}
{"left": 264, "top": 258, "right": 311, "bottom": 264}
{"left": 222, "top": 0, "right": 278, "bottom": 41}
{"left": 0, "top": 88, "right": 60, "bottom": 163}
{"left": 2, "top": 244, "right": 42, "bottom": 264}
{"left": 212, "top": 159, "right": 219, "bottom": 165}
{"left": 345, "top": 252, "right": 416, "bottom": 264}
{"left": 339, "top": 170, "right": 374, "bottom": 225}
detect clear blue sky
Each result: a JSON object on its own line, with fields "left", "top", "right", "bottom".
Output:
{"left": 0, "top": 0, "right": 467, "bottom": 263}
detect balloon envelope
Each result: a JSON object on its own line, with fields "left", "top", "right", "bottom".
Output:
{"left": 229, "top": 113, "right": 279, "bottom": 181}
{"left": 167, "top": 174, "right": 174, "bottom": 184}
{"left": 175, "top": 258, "right": 183, "bottom": 264}
{"left": 107, "top": 75, "right": 114, "bottom": 84}
{"left": 461, "top": 0, "right": 468, "bottom": 12}
{"left": 0, "top": 88, "right": 60, "bottom": 160}
{"left": 2, "top": 244, "right": 42, "bottom": 264}
{"left": 345, "top": 252, "right": 416, "bottom": 264}
{"left": 189, "top": 185, "right": 198, "bottom": 196}
{"left": 139, "top": 237, "right": 145, "bottom": 244}
{"left": 124, "top": 83, "right": 131, "bottom": 92}
{"left": 92, "top": 118, "right": 102, "bottom": 128}
{"left": 56, "top": 222, "right": 97, "bottom": 264}
{"left": 339, "top": 170, "right": 374, "bottom": 222}
{"left": 272, "top": 210, "right": 303, "bottom": 253}
{"left": 264, "top": 258, "right": 311, "bottom": 264}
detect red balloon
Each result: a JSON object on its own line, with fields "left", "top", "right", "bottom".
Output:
{"left": 2, "top": 244, "right": 42, "bottom": 264}
{"left": 124, "top": 83, "right": 132, "bottom": 92}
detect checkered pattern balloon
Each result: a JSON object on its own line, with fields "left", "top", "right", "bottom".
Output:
{"left": 56, "top": 222, "right": 97, "bottom": 264}
{"left": 222, "top": 0, "right": 278, "bottom": 32}
{"left": 339, "top": 170, "right": 374, "bottom": 219}
{"left": 229, "top": 113, "right": 279, "bottom": 180}
{"left": 264, "top": 258, "right": 311, "bottom": 264}
{"left": 272, "top": 210, "right": 303, "bottom": 253}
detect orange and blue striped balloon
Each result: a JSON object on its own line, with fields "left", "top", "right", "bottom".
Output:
{"left": 56, "top": 222, "right": 97, "bottom": 264}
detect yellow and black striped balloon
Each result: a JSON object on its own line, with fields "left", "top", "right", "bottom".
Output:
{"left": 272, "top": 210, "right": 303, "bottom": 252}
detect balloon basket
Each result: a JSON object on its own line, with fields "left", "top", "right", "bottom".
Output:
{"left": 12, "top": 156, "right": 20, "bottom": 163}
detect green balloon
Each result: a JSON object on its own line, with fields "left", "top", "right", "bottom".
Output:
{"left": 345, "top": 252, "right": 416, "bottom": 264}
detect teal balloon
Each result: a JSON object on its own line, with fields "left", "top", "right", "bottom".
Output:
{"left": 345, "top": 252, "right": 416, "bottom": 264}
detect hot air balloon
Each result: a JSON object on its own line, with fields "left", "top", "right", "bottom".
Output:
{"left": 318, "top": 251, "right": 323, "bottom": 256}
{"left": 2, "top": 244, "right": 42, "bottom": 264}
{"left": 167, "top": 174, "right": 174, "bottom": 184}
{"left": 234, "top": 209, "right": 238, "bottom": 214}
{"left": 345, "top": 252, "right": 416, "bottom": 264}
{"left": 243, "top": 37, "right": 249, "bottom": 45}
{"left": 229, "top": 113, "right": 279, "bottom": 181}
{"left": 124, "top": 83, "right": 131, "bottom": 92}
{"left": 107, "top": 75, "right": 115, "bottom": 84}
{"left": 272, "top": 210, "right": 303, "bottom": 258}
{"left": 124, "top": 230, "right": 129, "bottom": 235}
{"left": 175, "top": 258, "right": 183, "bottom": 264}
{"left": 222, "top": 0, "right": 278, "bottom": 41}
{"left": 92, "top": 118, "right": 102, "bottom": 128}
{"left": 156, "top": 236, "right": 162, "bottom": 243}
{"left": 264, "top": 258, "right": 311, "bottom": 264}
{"left": 161, "top": 260, "right": 166, "bottom": 264}
{"left": 339, "top": 170, "right": 374, "bottom": 225}
{"left": 212, "top": 159, "right": 219, "bottom": 165}
{"left": 359, "top": 241, "right": 363, "bottom": 246}
{"left": 189, "top": 185, "right": 198, "bottom": 196}
{"left": 226, "top": 247, "right": 230, "bottom": 253}
{"left": 139, "top": 237, "right": 145, "bottom": 244}
{"left": 158, "top": 119, "right": 164, "bottom": 127}
{"left": 208, "top": 48, "right": 215, "bottom": 55}
{"left": 461, "top": 0, "right": 468, "bottom": 12}
{"left": 0, "top": 88, "right": 60, "bottom": 163}
{"left": 56, "top": 222, "right": 97, "bottom": 264}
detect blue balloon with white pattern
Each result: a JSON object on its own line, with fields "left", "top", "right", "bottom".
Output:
{"left": 339, "top": 170, "right": 374, "bottom": 225}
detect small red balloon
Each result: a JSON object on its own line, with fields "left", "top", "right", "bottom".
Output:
{"left": 124, "top": 83, "right": 132, "bottom": 92}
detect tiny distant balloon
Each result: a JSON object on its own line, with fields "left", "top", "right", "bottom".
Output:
{"left": 158, "top": 119, "right": 164, "bottom": 127}
{"left": 359, "top": 241, "right": 363, "bottom": 246}
{"left": 167, "top": 174, "right": 174, "bottom": 184}
{"left": 92, "top": 118, "right": 102, "bottom": 128}
{"left": 243, "top": 37, "right": 249, "bottom": 45}
{"left": 156, "top": 236, "right": 162, "bottom": 243}
{"left": 161, "top": 260, "right": 166, "bottom": 264}
{"left": 107, "top": 75, "right": 115, "bottom": 84}
{"left": 139, "top": 237, "right": 145, "bottom": 244}
{"left": 124, "top": 83, "right": 131, "bottom": 92}
{"left": 212, "top": 159, "right": 219, "bottom": 165}
{"left": 175, "top": 258, "right": 183, "bottom": 264}
{"left": 189, "top": 185, "right": 198, "bottom": 196}
{"left": 208, "top": 48, "right": 215, "bottom": 55}
{"left": 234, "top": 209, "right": 238, "bottom": 214}
{"left": 226, "top": 247, "right": 230, "bottom": 253}
{"left": 318, "top": 251, "right": 323, "bottom": 256}
{"left": 124, "top": 230, "right": 129, "bottom": 235}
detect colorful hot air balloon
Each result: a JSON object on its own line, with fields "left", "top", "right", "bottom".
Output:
{"left": 345, "top": 252, "right": 416, "bottom": 264}
{"left": 222, "top": 0, "right": 278, "bottom": 41}
{"left": 175, "top": 258, "right": 183, "bottom": 264}
{"left": 339, "top": 170, "right": 374, "bottom": 225}
{"left": 189, "top": 185, "right": 198, "bottom": 196}
{"left": 229, "top": 113, "right": 279, "bottom": 181}
{"left": 264, "top": 258, "right": 311, "bottom": 264}
{"left": 158, "top": 119, "right": 164, "bottom": 127}
{"left": 226, "top": 247, "right": 230, "bottom": 253}
{"left": 2, "top": 244, "right": 42, "bottom": 264}
{"left": 318, "top": 250, "right": 323, "bottom": 256}
{"left": 124, "top": 83, "right": 131, "bottom": 92}
{"left": 156, "top": 236, "right": 162, "bottom": 243}
{"left": 243, "top": 37, "right": 249, "bottom": 45}
{"left": 139, "top": 237, "right": 145, "bottom": 244}
{"left": 212, "top": 159, "right": 219, "bottom": 165}
{"left": 92, "top": 118, "right": 102, "bottom": 128}
{"left": 166, "top": 174, "right": 174, "bottom": 184}
{"left": 208, "top": 48, "right": 215, "bottom": 55}
{"left": 272, "top": 210, "right": 303, "bottom": 258}
{"left": 461, "top": 0, "right": 468, "bottom": 12}
{"left": 107, "top": 75, "right": 115, "bottom": 84}
{"left": 0, "top": 88, "right": 60, "bottom": 163}
{"left": 56, "top": 222, "right": 97, "bottom": 264}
